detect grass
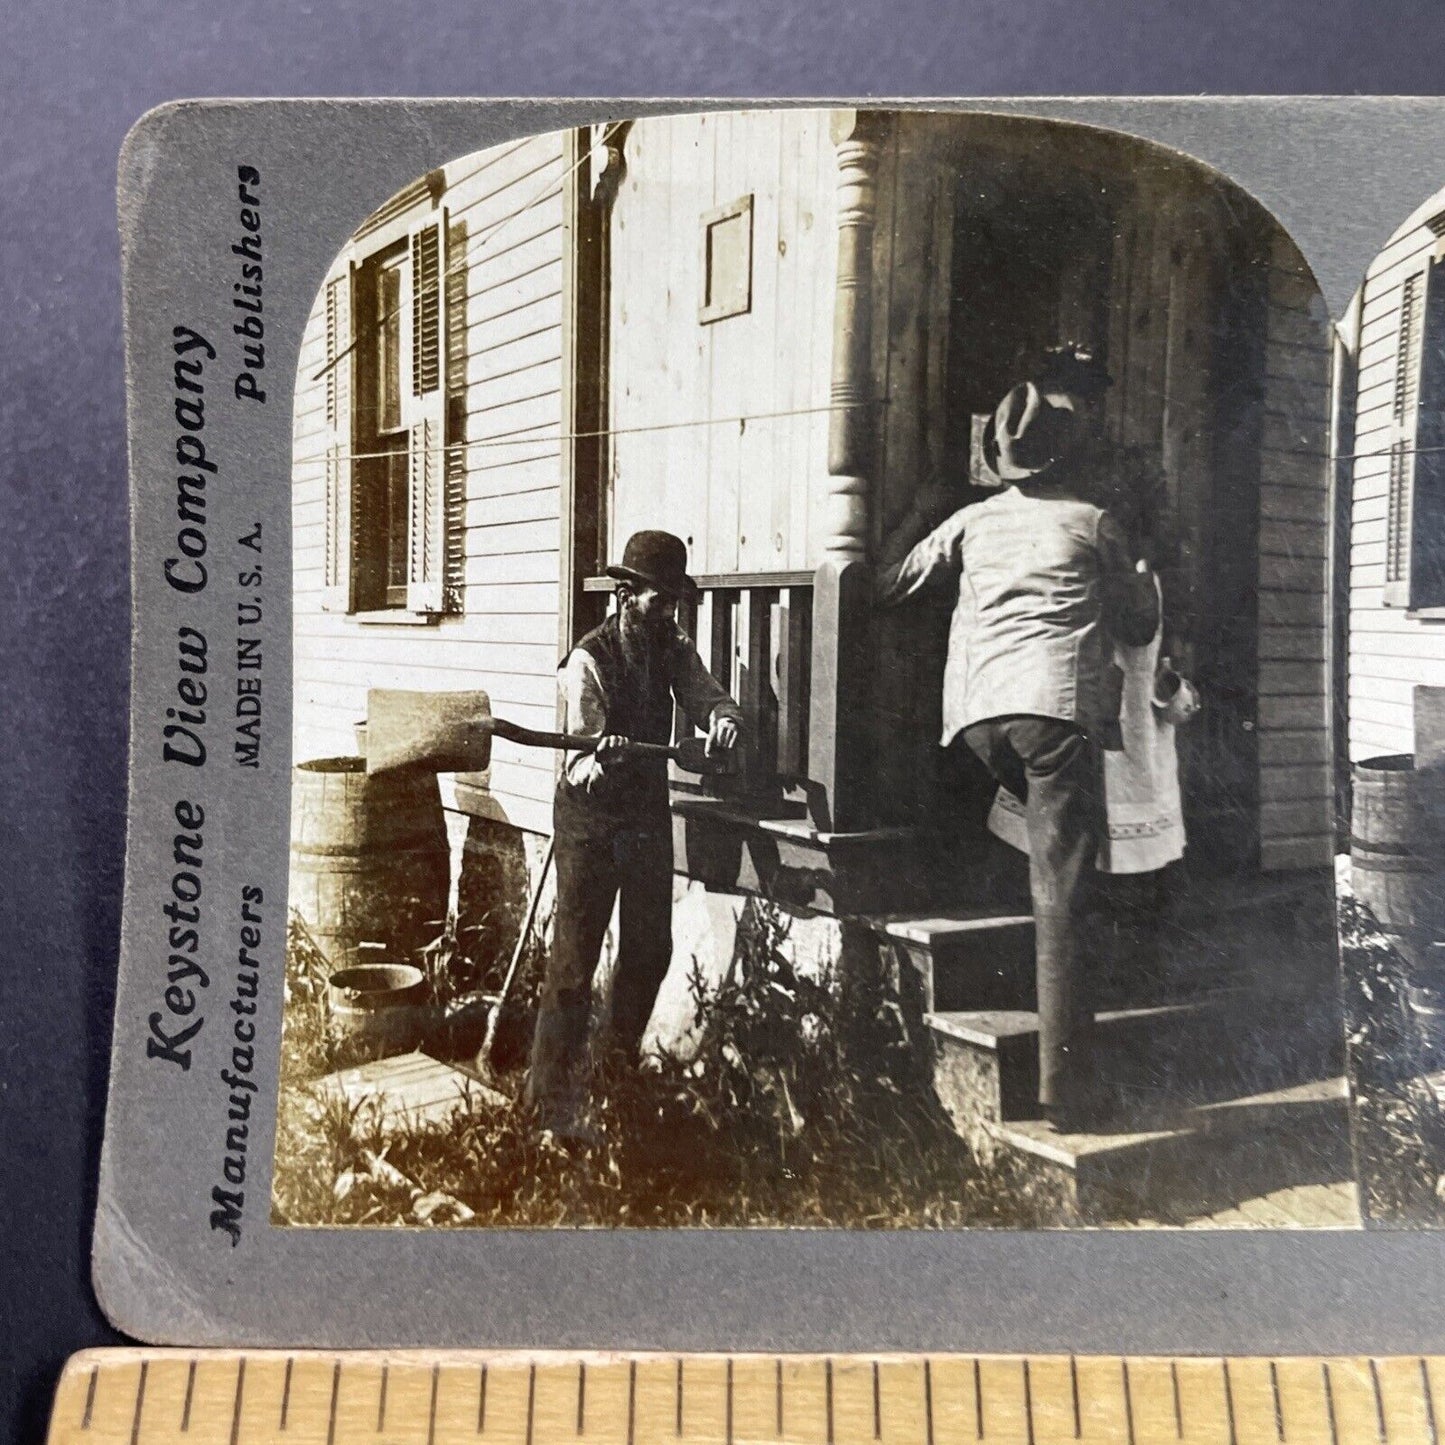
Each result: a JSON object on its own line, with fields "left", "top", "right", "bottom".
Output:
{"left": 1339, "top": 888, "right": 1445, "bottom": 1226}
{"left": 272, "top": 901, "right": 1023, "bottom": 1228}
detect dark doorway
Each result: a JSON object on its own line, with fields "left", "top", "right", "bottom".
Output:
{"left": 935, "top": 144, "right": 1268, "bottom": 876}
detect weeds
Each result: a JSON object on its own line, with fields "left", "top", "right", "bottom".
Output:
{"left": 272, "top": 900, "right": 1015, "bottom": 1228}
{"left": 1340, "top": 890, "right": 1445, "bottom": 1225}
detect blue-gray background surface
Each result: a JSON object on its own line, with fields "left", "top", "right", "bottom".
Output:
{"left": 5, "top": 1, "right": 1445, "bottom": 1439}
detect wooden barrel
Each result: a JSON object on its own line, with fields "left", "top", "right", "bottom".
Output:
{"left": 456, "top": 814, "right": 530, "bottom": 990}
{"left": 1351, "top": 754, "right": 1445, "bottom": 1002}
{"left": 290, "top": 757, "right": 450, "bottom": 970}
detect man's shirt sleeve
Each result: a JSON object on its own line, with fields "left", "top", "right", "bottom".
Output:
{"left": 1097, "top": 511, "right": 1160, "bottom": 647}
{"left": 558, "top": 649, "right": 607, "bottom": 787}
{"left": 673, "top": 633, "right": 744, "bottom": 734}
{"left": 874, "top": 508, "right": 968, "bottom": 606}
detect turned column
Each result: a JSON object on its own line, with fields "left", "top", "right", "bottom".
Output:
{"left": 809, "top": 109, "right": 887, "bottom": 832}
{"left": 823, "top": 108, "right": 885, "bottom": 561}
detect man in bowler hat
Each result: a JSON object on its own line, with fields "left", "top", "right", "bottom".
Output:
{"left": 526, "top": 530, "right": 742, "bottom": 1139}
{"left": 875, "top": 347, "right": 1159, "bottom": 1131}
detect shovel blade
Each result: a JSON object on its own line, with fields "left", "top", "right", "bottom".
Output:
{"left": 366, "top": 689, "right": 493, "bottom": 774}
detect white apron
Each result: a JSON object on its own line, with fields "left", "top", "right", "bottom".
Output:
{"left": 987, "top": 583, "right": 1186, "bottom": 875}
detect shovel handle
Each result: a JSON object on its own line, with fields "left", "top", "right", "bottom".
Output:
{"left": 483, "top": 716, "right": 674, "bottom": 758}
{"left": 481, "top": 716, "right": 736, "bottom": 775}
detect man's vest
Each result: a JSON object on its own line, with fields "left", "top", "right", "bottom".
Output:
{"left": 555, "top": 614, "right": 677, "bottom": 831}
{"left": 950, "top": 483, "right": 1112, "bottom": 734}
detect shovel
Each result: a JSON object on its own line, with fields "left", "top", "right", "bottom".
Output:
{"left": 472, "top": 833, "right": 554, "bottom": 1087}
{"left": 364, "top": 688, "right": 739, "bottom": 777}
{"left": 480, "top": 716, "right": 737, "bottom": 775}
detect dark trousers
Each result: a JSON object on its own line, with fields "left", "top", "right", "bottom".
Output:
{"left": 525, "top": 813, "right": 673, "bottom": 1119}
{"left": 963, "top": 716, "right": 1103, "bottom": 1110}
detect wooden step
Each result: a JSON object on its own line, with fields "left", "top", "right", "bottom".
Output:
{"left": 868, "top": 909, "right": 1035, "bottom": 1012}
{"left": 986, "top": 1076, "right": 1353, "bottom": 1225}
{"left": 925, "top": 999, "right": 1234, "bottom": 1148}
{"left": 315, "top": 1050, "right": 509, "bottom": 1135}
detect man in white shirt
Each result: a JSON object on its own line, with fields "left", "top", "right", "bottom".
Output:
{"left": 876, "top": 348, "right": 1158, "bottom": 1131}
{"left": 526, "top": 530, "right": 741, "bottom": 1140}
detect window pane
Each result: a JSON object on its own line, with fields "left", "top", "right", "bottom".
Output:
{"left": 706, "top": 213, "right": 748, "bottom": 308}
{"left": 385, "top": 448, "right": 409, "bottom": 598}
{"left": 377, "top": 258, "right": 403, "bottom": 434}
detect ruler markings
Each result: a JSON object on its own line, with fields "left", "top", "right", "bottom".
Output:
{"left": 326, "top": 1360, "right": 340, "bottom": 1445}
{"left": 228, "top": 1360, "right": 245, "bottom": 1445}
{"left": 1371, "top": 1358, "right": 1388, "bottom": 1443}
{"left": 1424, "top": 1359, "right": 1440, "bottom": 1445}
{"left": 58, "top": 1350, "right": 1445, "bottom": 1445}
{"left": 727, "top": 1358, "right": 734, "bottom": 1445}
{"left": 1380, "top": 1357, "right": 1426, "bottom": 1445}
{"left": 1323, "top": 1362, "right": 1340, "bottom": 1445}
{"left": 82, "top": 1365, "right": 98, "bottom": 1431}
{"left": 128, "top": 1363, "right": 147, "bottom": 1445}
{"left": 182, "top": 1361, "right": 198, "bottom": 1434}
{"left": 1223, "top": 1358, "right": 1238, "bottom": 1445}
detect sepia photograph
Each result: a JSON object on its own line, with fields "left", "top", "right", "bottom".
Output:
{"left": 268, "top": 105, "right": 1411, "bottom": 1231}
{"left": 1335, "top": 182, "right": 1445, "bottom": 1228}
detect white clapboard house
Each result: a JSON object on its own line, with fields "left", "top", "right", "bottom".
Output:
{"left": 292, "top": 110, "right": 1350, "bottom": 1215}
{"left": 1338, "top": 187, "right": 1445, "bottom": 766}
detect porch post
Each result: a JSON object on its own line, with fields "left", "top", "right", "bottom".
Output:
{"left": 558, "top": 126, "right": 605, "bottom": 658}
{"left": 823, "top": 107, "right": 884, "bottom": 561}
{"left": 809, "top": 109, "right": 887, "bottom": 832}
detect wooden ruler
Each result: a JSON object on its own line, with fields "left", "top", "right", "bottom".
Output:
{"left": 45, "top": 1349, "right": 1445, "bottom": 1445}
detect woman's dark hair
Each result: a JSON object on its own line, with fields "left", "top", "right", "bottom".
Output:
{"left": 1038, "top": 342, "right": 1113, "bottom": 397}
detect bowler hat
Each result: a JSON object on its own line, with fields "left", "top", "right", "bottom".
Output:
{"left": 606, "top": 530, "right": 699, "bottom": 601}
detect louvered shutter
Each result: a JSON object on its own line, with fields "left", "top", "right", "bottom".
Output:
{"left": 321, "top": 265, "right": 357, "bottom": 612}
{"left": 1410, "top": 260, "right": 1445, "bottom": 608}
{"left": 1385, "top": 263, "right": 1445, "bottom": 609}
{"left": 403, "top": 211, "right": 448, "bottom": 614}
{"left": 1385, "top": 438, "right": 1413, "bottom": 604}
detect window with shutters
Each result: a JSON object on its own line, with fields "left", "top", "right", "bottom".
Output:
{"left": 320, "top": 204, "right": 455, "bottom": 618}
{"left": 1385, "top": 258, "right": 1445, "bottom": 610}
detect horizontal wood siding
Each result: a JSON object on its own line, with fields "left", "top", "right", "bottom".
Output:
{"left": 292, "top": 133, "right": 566, "bottom": 836}
{"left": 607, "top": 111, "right": 836, "bottom": 576}
{"left": 1348, "top": 195, "right": 1445, "bottom": 762}
{"left": 1257, "top": 230, "right": 1334, "bottom": 870}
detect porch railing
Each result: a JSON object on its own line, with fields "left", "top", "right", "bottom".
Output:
{"left": 585, "top": 570, "right": 815, "bottom": 799}
{"left": 682, "top": 572, "right": 814, "bottom": 792}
